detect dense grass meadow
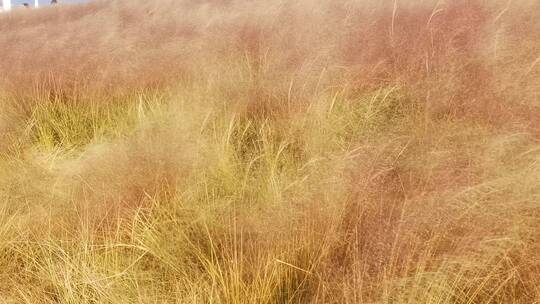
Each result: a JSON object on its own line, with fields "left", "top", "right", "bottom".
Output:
{"left": 0, "top": 0, "right": 539, "bottom": 302}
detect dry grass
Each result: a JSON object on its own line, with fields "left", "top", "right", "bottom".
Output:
{"left": 0, "top": 0, "right": 539, "bottom": 303}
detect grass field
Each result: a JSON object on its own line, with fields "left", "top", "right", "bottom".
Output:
{"left": 0, "top": 0, "right": 539, "bottom": 302}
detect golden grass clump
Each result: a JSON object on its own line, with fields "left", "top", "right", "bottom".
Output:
{"left": 0, "top": 0, "right": 539, "bottom": 302}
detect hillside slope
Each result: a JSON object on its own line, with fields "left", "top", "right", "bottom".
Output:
{"left": 0, "top": 0, "right": 539, "bottom": 303}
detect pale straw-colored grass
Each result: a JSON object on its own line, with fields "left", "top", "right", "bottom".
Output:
{"left": 0, "top": 0, "right": 539, "bottom": 302}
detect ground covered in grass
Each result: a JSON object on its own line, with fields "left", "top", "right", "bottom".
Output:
{"left": 0, "top": 0, "right": 539, "bottom": 303}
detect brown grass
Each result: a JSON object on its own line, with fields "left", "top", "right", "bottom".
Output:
{"left": 0, "top": 0, "right": 539, "bottom": 302}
